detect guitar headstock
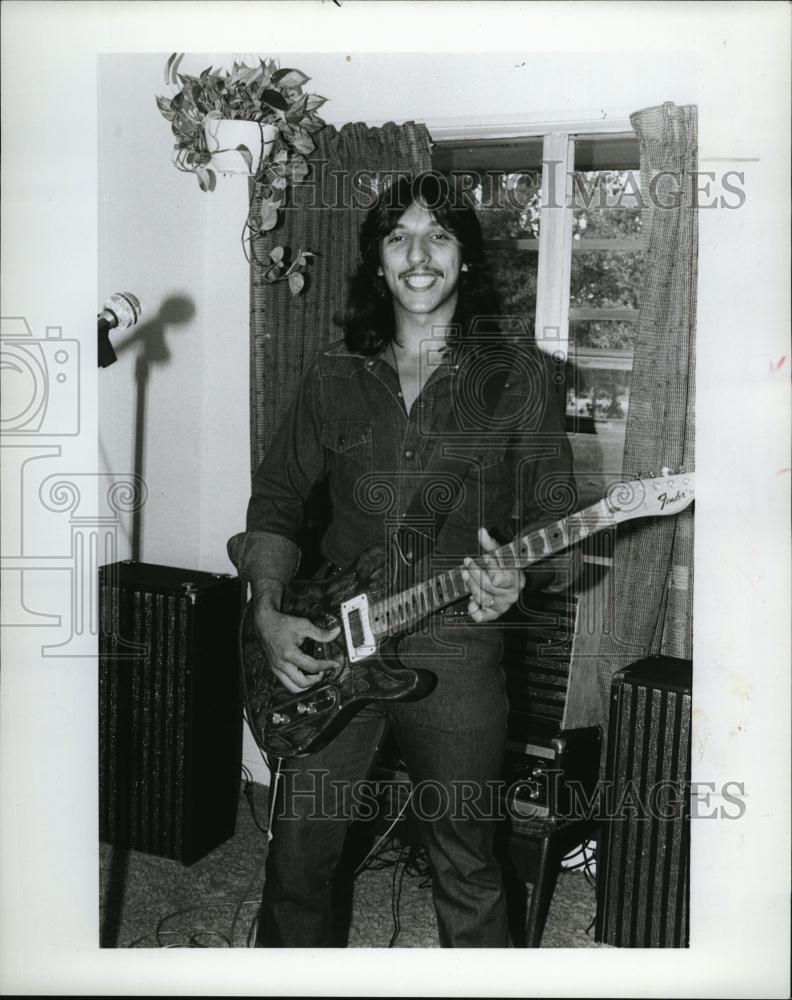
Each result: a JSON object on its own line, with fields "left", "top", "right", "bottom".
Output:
{"left": 604, "top": 468, "right": 695, "bottom": 523}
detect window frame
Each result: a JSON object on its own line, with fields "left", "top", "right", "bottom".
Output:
{"left": 432, "top": 124, "right": 644, "bottom": 572}
{"left": 430, "top": 122, "right": 641, "bottom": 355}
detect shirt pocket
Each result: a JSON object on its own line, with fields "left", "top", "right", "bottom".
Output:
{"left": 320, "top": 421, "right": 374, "bottom": 503}
{"left": 456, "top": 444, "right": 514, "bottom": 525}
{"left": 474, "top": 444, "right": 511, "bottom": 490}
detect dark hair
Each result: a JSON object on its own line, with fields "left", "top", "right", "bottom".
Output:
{"left": 335, "top": 171, "right": 502, "bottom": 356}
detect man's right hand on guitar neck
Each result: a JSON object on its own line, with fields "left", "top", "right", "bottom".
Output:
{"left": 252, "top": 578, "right": 342, "bottom": 694}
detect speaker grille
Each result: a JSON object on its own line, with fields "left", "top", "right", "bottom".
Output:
{"left": 99, "top": 562, "right": 242, "bottom": 865}
{"left": 502, "top": 590, "right": 578, "bottom": 744}
{"left": 596, "top": 656, "right": 692, "bottom": 947}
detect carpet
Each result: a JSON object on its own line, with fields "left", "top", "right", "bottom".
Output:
{"left": 99, "top": 782, "right": 607, "bottom": 950}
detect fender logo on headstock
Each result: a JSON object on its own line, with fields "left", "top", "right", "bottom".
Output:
{"left": 658, "top": 489, "right": 688, "bottom": 511}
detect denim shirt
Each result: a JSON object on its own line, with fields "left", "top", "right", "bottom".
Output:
{"left": 227, "top": 337, "right": 577, "bottom": 587}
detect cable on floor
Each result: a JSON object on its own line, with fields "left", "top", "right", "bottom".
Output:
{"left": 387, "top": 844, "right": 410, "bottom": 947}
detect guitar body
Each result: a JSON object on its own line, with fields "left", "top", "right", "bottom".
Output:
{"left": 241, "top": 544, "right": 437, "bottom": 758}
{"left": 240, "top": 472, "right": 695, "bottom": 760}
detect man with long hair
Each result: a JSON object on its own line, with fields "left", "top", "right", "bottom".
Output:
{"left": 228, "top": 171, "right": 577, "bottom": 947}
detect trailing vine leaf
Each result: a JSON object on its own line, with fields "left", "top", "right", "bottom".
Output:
{"left": 285, "top": 93, "right": 309, "bottom": 122}
{"left": 237, "top": 64, "right": 261, "bottom": 86}
{"left": 288, "top": 271, "right": 305, "bottom": 296}
{"left": 235, "top": 145, "right": 254, "bottom": 173}
{"left": 305, "top": 94, "right": 328, "bottom": 112}
{"left": 287, "top": 156, "right": 309, "bottom": 183}
{"left": 284, "top": 125, "right": 315, "bottom": 155}
{"left": 269, "top": 246, "right": 285, "bottom": 263}
{"left": 302, "top": 114, "right": 326, "bottom": 134}
{"left": 196, "top": 166, "right": 216, "bottom": 192}
{"left": 165, "top": 52, "right": 178, "bottom": 85}
{"left": 170, "top": 53, "right": 185, "bottom": 86}
{"left": 259, "top": 199, "right": 280, "bottom": 231}
{"left": 272, "top": 68, "right": 310, "bottom": 88}
{"left": 260, "top": 89, "right": 289, "bottom": 112}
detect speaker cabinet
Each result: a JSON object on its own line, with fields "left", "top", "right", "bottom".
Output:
{"left": 595, "top": 655, "right": 692, "bottom": 947}
{"left": 502, "top": 589, "right": 579, "bottom": 745}
{"left": 99, "top": 561, "right": 243, "bottom": 865}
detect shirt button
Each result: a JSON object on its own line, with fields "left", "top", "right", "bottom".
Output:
{"left": 404, "top": 450, "right": 414, "bottom": 460}
{"left": 397, "top": 390, "right": 403, "bottom": 397}
{"left": 366, "top": 359, "right": 374, "bottom": 368}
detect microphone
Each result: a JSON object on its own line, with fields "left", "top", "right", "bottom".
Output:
{"left": 98, "top": 292, "right": 142, "bottom": 368}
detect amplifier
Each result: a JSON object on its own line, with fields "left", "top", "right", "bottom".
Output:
{"left": 502, "top": 589, "right": 578, "bottom": 743}
{"left": 595, "top": 655, "right": 692, "bottom": 947}
{"left": 99, "top": 561, "right": 243, "bottom": 865}
{"left": 500, "top": 588, "right": 601, "bottom": 818}
{"left": 504, "top": 727, "right": 601, "bottom": 820}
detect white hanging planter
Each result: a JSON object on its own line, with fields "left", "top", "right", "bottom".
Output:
{"left": 203, "top": 119, "right": 277, "bottom": 176}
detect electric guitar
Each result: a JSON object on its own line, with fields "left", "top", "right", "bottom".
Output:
{"left": 241, "top": 471, "right": 695, "bottom": 758}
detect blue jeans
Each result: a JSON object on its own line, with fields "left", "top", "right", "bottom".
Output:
{"left": 256, "top": 617, "right": 510, "bottom": 948}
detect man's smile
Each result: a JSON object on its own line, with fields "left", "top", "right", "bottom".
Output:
{"left": 401, "top": 271, "right": 442, "bottom": 290}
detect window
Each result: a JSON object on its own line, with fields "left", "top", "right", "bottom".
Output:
{"left": 434, "top": 132, "right": 644, "bottom": 520}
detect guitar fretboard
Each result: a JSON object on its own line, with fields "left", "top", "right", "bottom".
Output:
{"left": 369, "top": 498, "right": 612, "bottom": 638}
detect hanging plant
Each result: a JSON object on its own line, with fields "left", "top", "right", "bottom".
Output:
{"left": 156, "top": 53, "right": 327, "bottom": 294}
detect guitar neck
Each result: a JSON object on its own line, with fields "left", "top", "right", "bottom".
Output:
{"left": 369, "top": 498, "right": 612, "bottom": 638}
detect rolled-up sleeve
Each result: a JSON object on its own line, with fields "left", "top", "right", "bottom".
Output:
{"left": 227, "top": 360, "right": 326, "bottom": 585}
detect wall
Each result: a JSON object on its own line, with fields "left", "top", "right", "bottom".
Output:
{"left": 98, "top": 54, "right": 250, "bottom": 573}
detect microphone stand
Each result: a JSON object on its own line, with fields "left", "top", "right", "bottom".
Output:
{"left": 131, "top": 354, "right": 148, "bottom": 561}
{"left": 99, "top": 329, "right": 149, "bottom": 948}
{"left": 97, "top": 295, "right": 193, "bottom": 949}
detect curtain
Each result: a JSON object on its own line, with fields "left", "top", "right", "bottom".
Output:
{"left": 592, "top": 102, "right": 698, "bottom": 721}
{"left": 248, "top": 121, "right": 432, "bottom": 472}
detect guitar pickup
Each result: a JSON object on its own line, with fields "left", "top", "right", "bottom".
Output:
{"left": 340, "top": 593, "right": 377, "bottom": 663}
